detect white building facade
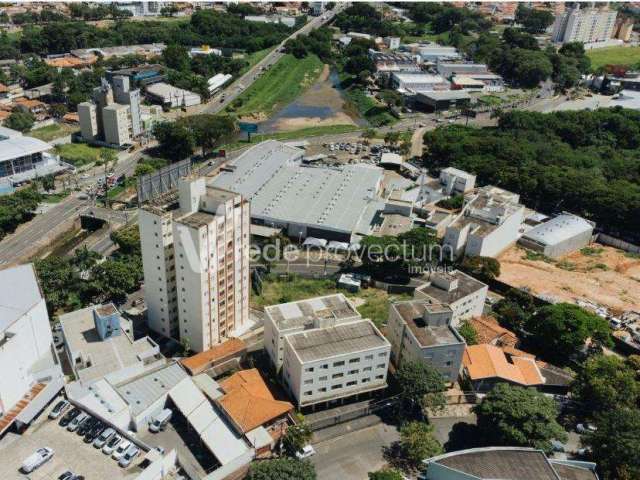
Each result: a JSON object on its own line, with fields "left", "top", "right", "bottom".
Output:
{"left": 552, "top": 5, "right": 617, "bottom": 44}
{"left": 140, "top": 177, "right": 250, "bottom": 352}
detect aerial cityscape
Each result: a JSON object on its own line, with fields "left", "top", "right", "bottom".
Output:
{"left": 0, "top": 1, "right": 639, "bottom": 480}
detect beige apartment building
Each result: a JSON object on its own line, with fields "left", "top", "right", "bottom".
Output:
{"left": 103, "top": 103, "right": 131, "bottom": 146}
{"left": 139, "top": 176, "right": 250, "bottom": 352}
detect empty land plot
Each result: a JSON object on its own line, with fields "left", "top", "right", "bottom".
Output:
{"left": 498, "top": 244, "right": 640, "bottom": 313}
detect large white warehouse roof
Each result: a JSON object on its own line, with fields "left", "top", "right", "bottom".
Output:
{"left": 522, "top": 213, "right": 594, "bottom": 247}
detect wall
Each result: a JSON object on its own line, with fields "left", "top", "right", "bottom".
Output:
{"left": 596, "top": 233, "right": 640, "bottom": 254}
{"left": 133, "top": 449, "right": 178, "bottom": 480}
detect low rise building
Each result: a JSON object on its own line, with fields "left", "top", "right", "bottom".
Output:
{"left": 0, "top": 264, "right": 64, "bottom": 435}
{"left": 415, "top": 90, "right": 471, "bottom": 113}
{"left": 370, "top": 51, "right": 420, "bottom": 73}
{"left": 389, "top": 72, "right": 448, "bottom": 93}
{"left": 443, "top": 186, "right": 525, "bottom": 258}
{"left": 264, "top": 294, "right": 390, "bottom": 407}
{"left": 439, "top": 167, "right": 476, "bottom": 195}
{"left": 436, "top": 62, "right": 490, "bottom": 79}
{"left": 387, "top": 301, "right": 465, "bottom": 382}
{"left": 180, "top": 338, "right": 247, "bottom": 376}
{"left": 145, "top": 82, "right": 202, "bottom": 108}
{"left": 415, "top": 271, "right": 488, "bottom": 327}
{"left": 422, "top": 447, "right": 599, "bottom": 480}
{"left": 414, "top": 44, "right": 461, "bottom": 63}
{"left": 519, "top": 213, "right": 595, "bottom": 258}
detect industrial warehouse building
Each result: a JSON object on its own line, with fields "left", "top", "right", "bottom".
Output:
{"left": 211, "top": 140, "right": 384, "bottom": 242}
{"left": 519, "top": 213, "right": 595, "bottom": 258}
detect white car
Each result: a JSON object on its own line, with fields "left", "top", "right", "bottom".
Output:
{"left": 49, "top": 399, "right": 70, "bottom": 419}
{"left": 112, "top": 439, "right": 131, "bottom": 461}
{"left": 21, "top": 447, "right": 54, "bottom": 473}
{"left": 296, "top": 445, "right": 316, "bottom": 459}
{"left": 67, "top": 412, "right": 88, "bottom": 432}
{"left": 102, "top": 434, "right": 122, "bottom": 455}
{"left": 118, "top": 445, "right": 140, "bottom": 468}
{"left": 576, "top": 423, "right": 597, "bottom": 434}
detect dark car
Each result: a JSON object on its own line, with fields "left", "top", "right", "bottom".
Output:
{"left": 59, "top": 408, "right": 80, "bottom": 427}
{"left": 84, "top": 424, "right": 105, "bottom": 444}
{"left": 58, "top": 471, "right": 75, "bottom": 480}
{"left": 76, "top": 417, "right": 96, "bottom": 436}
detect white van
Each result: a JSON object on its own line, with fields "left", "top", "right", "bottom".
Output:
{"left": 149, "top": 409, "right": 172, "bottom": 433}
{"left": 21, "top": 447, "right": 54, "bottom": 473}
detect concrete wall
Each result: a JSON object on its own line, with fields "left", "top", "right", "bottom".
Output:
{"left": 466, "top": 206, "right": 524, "bottom": 258}
{"left": 449, "top": 284, "right": 488, "bottom": 327}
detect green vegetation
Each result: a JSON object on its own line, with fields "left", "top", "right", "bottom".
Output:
{"left": 399, "top": 422, "right": 443, "bottom": 467}
{"left": 587, "top": 46, "right": 640, "bottom": 69}
{"left": 458, "top": 321, "right": 478, "bottom": 345}
{"left": 474, "top": 384, "right": 567, "bottom": 454}
{"left": 395, "top": 361, "right": 446, "bottom": 420}
{"left": 581, "top": 246, "right": 604, "bottom": 257}
{"left": 424, "top": 109, "right": 640, "bottom": 242}
{"left": 5, "top": 110, "right": 35, "bottom": 132}
{"left": 29, "top": 123, "right": 79, "bottom": 142}
{"left": 459, "top": 256, "right": 501, "bottom": 283}
{"left": 343, "top": 88, "right": 396, "bottom": 127}
{"left": 435, "top": 194, "right": 464, "bottom": 210}
{"left": 354, "top": 289, "right": 412, "bottom": 328}
{"left": 54, "top": 143, "right": 109, "bottom": 167}
{"left": 227, "top": 54, "right": 323, "bottom": 118}
{"left": 251, "top": 275, "right": 338, "bottom": 308}
{"left": 0, "top": 187, "right": 41, "bottom": 241}
{"left": 238, "top": 47, "right": 275, "bottom": 76}
{"left": 368, "top": 469, "right": 403, "bottom": 480}
{"left": 41, "top": 191, "right": 70, "bottom": 204}
{"left": 224, "top": 124, "right": 360, "bottom": 151}
{"left": 246, "top": 458, "right": 316, "bottom": 480}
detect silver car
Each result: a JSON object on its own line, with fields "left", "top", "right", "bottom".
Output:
{"left": 102, "top": 434, "right": 122, "bottom": 455}
{"left": 67, "top": 412, "right": 88, "bottom": 432}
{"left": 118, "top": 445, "right": 139, "bottom": 468}
{"left": 93, "top": 427, "right": 115, "bottom": 449}
{"left": 21, "top": 447, "right": 54, "bottom": 473}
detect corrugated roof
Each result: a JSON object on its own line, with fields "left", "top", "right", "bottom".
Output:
{"left": 0, "top": 131, "right": 51, "bottom": 163}
{"left": 522, "top": 213, "right": 594, "bottom": 247}
{"left": 0, "top": 264, "right": 42, "bottom": 333}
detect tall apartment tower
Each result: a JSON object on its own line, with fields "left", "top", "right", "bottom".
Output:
{"left": 111, "top": 75, "right": 142, "bottom": 137}
{"left": 551, "top": 4, "right": 617, "bottom": 45}
{"left": 77, "top": 102, "right": 98, "bottom": 140}
{"left": 139, "top": 176, "right": 250, "bottom": 352}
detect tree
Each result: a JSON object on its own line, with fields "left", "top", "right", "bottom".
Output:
{"left": 395, "top": 361, "right": 446, "bottom": 418}
{"left": 458, "top": 321, "right": 478, "bottom": 345}
{"left": 384, "top": 131, "right": 401, "bottom": 147}
{"left": 362, "top": 128, "right": 377, "bottom": 144}
{"left": 162, "top": 44, "right": 191, "bottom": 72}
{"left": 49, "top": 103, "right": 68, "bottom": 118}
{"left": 526, "top": 303, "right": 612, "bottom": 364}
{"left": 34, "top": 255, "right": 78, "bottom": 315}
{"left": 474, "top": 383, "right": 567, "bottom": 453}
{"left": 5, "top": 110, "right": 35, "bottom": 132}
{"left": 515, "top": 5, "right": 554, "bottom": 34}
{"left": 179, "top": 114, "right": 238, "bottom": 155}
{"left": 39, "top": 175, "right": 55, "bottom": 193}
{"left": 110, "top": 224, "right": 141, "bottom": 256}
{"left": 152, "top": 121, "right": 195, "bottom": 161}
{"left": 572, "top": 355, "right": 640, "bottom": 414}
{"left": 282, "top": 417, "right": 312, "bottom": 457}
{"left": 246, "top": 458, "right": 316, "bottom": 480}
{"left": 90, "top": 257, "right": 142, "bottom": 305}
{"left": 460, "top": 256, "right": 500, "bottom": 282}
{"left": 368, "top": 469, "right": 403, "bottom": 480}
{"left": 585, "top": 408, "right": 640, "bottom": 480}
{"left": 399, "top": 421, "right": 442, "bottom": 466}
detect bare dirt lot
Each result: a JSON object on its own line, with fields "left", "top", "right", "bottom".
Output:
{"left": 498, "top": 244, "right": 640, "bottom": 313}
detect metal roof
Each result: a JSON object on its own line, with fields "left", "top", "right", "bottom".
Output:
{"left": 0, "top": 130, "right": 51, "bottom": 163}
{"left": 286, "top": 319, "right": 390, "bottom": 363}
{"left": 0, "top": 264, "right": 42, "bottom": 333}
{"left": 210, "top": 140, "right": 383, "bottom": 235}
{"left": 522, "top": 213, "right": 594, "bottom": 247}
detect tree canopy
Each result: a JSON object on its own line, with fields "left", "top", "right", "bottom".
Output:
{"left": 515, "top": 5, "right": 555, "bottom": 34}
{"left": 474, "top": 383, "right": 567, "bottom": 453}
{"left": 246, "top": 458, "right": 316, "bottom": 480}
{"left": 0, "top": 187, "right": 41, "bottom": 240}
{"left": 399, "top": 421, "right": 443, "bottom": 466}
{"left": 395, "top": 360, "right": 446, "bottom": 419}
{"left": 368, "top": 469, "right": 404, "bottom": 480}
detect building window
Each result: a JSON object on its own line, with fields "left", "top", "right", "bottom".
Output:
{"left": 304, "top": 379, "right": 313, "bottom": 385}
{"left": 362, "top": 377, "right": 370, "bottom": 383}
{"left": 378, "top": 352, "right": 387, "bottom": 358}
{"left": 376, "top": 364, "right": 386, "bottom": 369}
{"left": 346, "top": 380, "right": 357, "bottom": 386}
{"left": 305, "top": 367, "right": 314, "bottom": 373}
{"left": 348, "top": 369, "right": 359, "bottom": 375}
{"left": 363, "top": 366, "right": 372, "bottom": 372}
{"left": 349, "top": 357, "right": 360, "bottom": 364}
{"left": 304, "top": 391, "right": 313, "bottom": 396}
{"left": 319, "top": 376, "right": 327, "bottom": 381}
{"left": 332, "top": 373, "right": 343, "bottom": 379}
{"left": 375, "top": 374, "right": 384, "bottom": 380}
{"left": 318, "top": 387, "right": 327, "bottom": 393}
{"left": 333, "top": 360, "right": 345, "bottom": 367}
{"left": 365, "top": 354, "right": 373, "bottom": 360}
{"left": 331, "top": 384, "right": 342, "bottom": 390}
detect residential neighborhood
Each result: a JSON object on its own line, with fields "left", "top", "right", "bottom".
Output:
{"left": 0, "top": 2, "right": 639, "bottom": 480}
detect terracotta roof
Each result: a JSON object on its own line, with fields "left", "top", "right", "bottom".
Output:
{"left": 45, "top": 56, "right": 96, "bottom": 68}
{"left": 0, "top": 111, "right": 10, "bottom": 120}
{"left": 63, "top": 112, "right": 79, "bottom": 123}
{"left": 469, "top": 316, "right": 518, "bottom": 347}
{"left": 180, "top": 338, "right": 246, "bottom": 375}
{"left": 463, "top": 344, "right": 544, "bottom": 386}
{"left": 217, "top": 369, "right": 293, "bottom": 433}
{"left": 14, "top": 97, "right": 46, "bottom": 109}
{"left": 0, "top": 83, "right": 8, "bottom": 93}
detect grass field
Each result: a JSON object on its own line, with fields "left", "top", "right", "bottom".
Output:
{"left": 238, "top": 47, "right": 275, "bottom": 76}
{"left": 343, "top": 88, "right": 397, "bottom": 127}
{"left": 227, "top": 54, "right": 323, "bottom": 118}
{"left": 54, "top": 143, "right": 109, "bottom": 167}
{"left": 223, "top": 124, "right": 361, "bottom": 151}
{"left": 251, "top": 274, "right": 411, "bottom": 328}
{"left": 587, "top": 46, "right": 640, "bottom": 69}
{"left": 30, "top": 123, "right": 79, "bottom": 142}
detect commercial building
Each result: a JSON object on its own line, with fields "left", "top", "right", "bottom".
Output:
{"left": 139, "top": 177, "right": 250, "bottom": 352}
{"left": 415, "top": 271, "right": 488, "bottom": 327}
{"left": 0, "top": 126, "right": 68, "bottom": 183}
{"left": 436, "top": 62, "right": 489, "bottom": 79}
{"left": 444, "top": 186, "right": 525, "bottom": 258}
{"left": 415, "top": 90, "right": 471, "bottom": 113}
{"left": 145, "top": 82, "right": 202, "bottom": 108}
{"left": 244, "top": 14, "right": 296, "bottom": 27}
{"left": 389, "top": 72, "right": 448, "bottom": 93}
{"left": 552, "top": 4, "right": 617, "bottom": 45}
{"left": 387, "top": 301, "right": 465, "bottom": 382}
{"left": 264, "top": 294, "right": 390, "bottom": 407}
{"left": 210, "top": 140, "right": 384, "bottom": 242}
{"left": 422, "top": 447, "right": 598, "bottom": 480}
{"left": 0, "top": 264, "right": 64, "bottom": 435}
{"left": 77, "top": 76, "right": 141, "bottom": 146}
{"left": 370, "top": 51, "right": 420, "bottom": 73}
{"left": 208, "top": 73, "right": 233, "bottom": 95}
{"left": 519, "top": 213, "right": 595, "bottom": 258}
{"left": 414, "top": 44, "right": 461, "bottom": 64}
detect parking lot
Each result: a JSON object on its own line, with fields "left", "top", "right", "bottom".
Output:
{"left": 0, "top": 399, "right": 141, "bottom": 480}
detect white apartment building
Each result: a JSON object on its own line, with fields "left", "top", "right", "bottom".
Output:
{"left": 444, "top": 185, "right": 525, "bottom": 258}
{"left": 264, "top": 294, "right": 390, "bottom": 407}
{"left": 139, "top": 176, "right": 250, "bottom": 353}
{"left": 552, "top": 4, "right": 617, "bottom": 45}
{"left": 77, "top": 102, "right": 98, "bottom": 140}
{"left": 415, "top": 271, "right": 488, "bottom": 327}
{"left": 0, "top": 264, "right": 64, "bottom": 432}
{"left": 387, "top": 301, "right": 466, "bottom": 382}
{"left": 103, "top": 103, "right": 131, "bottom": 146}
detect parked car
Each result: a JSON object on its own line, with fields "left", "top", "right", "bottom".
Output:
{"left": 76, "top": 416, "right": 96, "bottom": 436}
{"left": 112, "top": 440, "right": 132, "bottom": 461}
{"left": 49, "top": 400, "right": 70, "bottom": 419}
{"left": 93, "top": 428, "right": 115, "bottom": 449}
{"left": 84, "top": 423, "right": 104, "bottom": 443}
{"left": 21, "top": 447, "right": 54, "bottom": 473}
{"left": 102, "top": 434, "right": 122, "bottom": 455}
{"left": 58, "top": 471, "right": 75, "bottom": 480}
{"left": 296, "top": 445, "right": 316, "bottom": 459}
{"left": 576, "top": 423, "right": 597, "bottom": 434}
{"left": 118, "top": 445, "right": 140, "bottom": 468}
{"left": 67, "top": 412, "right": 88, "bottom": 432}
{"left": 59, "top": 407, "right": 80, "bottom": 427}
{"left": 149, "top": 408, "right": 172, "bottom": 433}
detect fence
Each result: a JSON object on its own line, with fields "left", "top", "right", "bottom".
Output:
{"left": 596, "top": 233, "right": 640, "bottom": 254}
{"left": 305, "top": 396, "right": 399, "bottom": 431}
